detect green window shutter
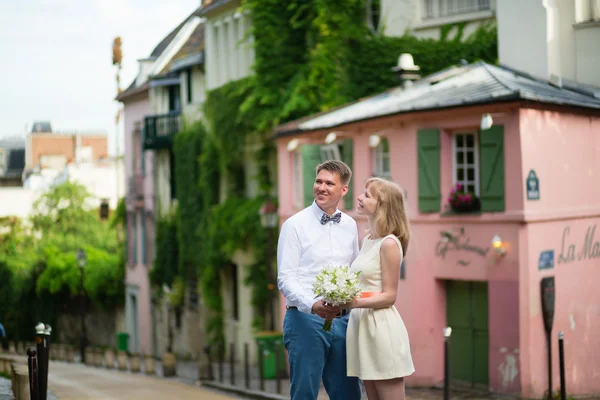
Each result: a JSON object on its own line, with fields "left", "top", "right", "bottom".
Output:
{"left": 342, "top": 139, "right": 353, "bottom": 210}
{"left": 141, "top": 213, "right": 147, "bottom": 265}
{"left": 302, "top": 145, "right": 322, "bottom": 207}
{"left": 479, "top": 125, "right": 505, "bottom": 212}
{"left": 417, "top": 128, "right": 441, "bottom": 212}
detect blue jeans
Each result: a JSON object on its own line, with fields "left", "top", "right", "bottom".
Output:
{"left": 283, "top": 308, "right": 362, "bottom": 400}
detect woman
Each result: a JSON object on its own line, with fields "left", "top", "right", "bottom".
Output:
{"left": 344, "top": 177, "right": 414, "bottom": 400}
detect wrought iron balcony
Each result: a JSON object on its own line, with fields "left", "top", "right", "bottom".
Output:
{"left": 143, "top": 111, "right": 181, "bottom": 150}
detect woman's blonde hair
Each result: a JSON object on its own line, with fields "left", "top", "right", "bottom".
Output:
{"left": 365, "top": 177, "right": 410, "bottom": 256}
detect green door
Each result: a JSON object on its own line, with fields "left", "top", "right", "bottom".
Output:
{"left": 446, "top": 281, "right": 489, "bottom": 386}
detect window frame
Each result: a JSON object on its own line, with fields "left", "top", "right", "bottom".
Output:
{"left": 373, "top": 137, "right": 391, "bottom": 179}
{"left": 421, "top": 0, "right": 491, "bottom": 20}
{"left": 320, "top": 144, "right": 342, "bottom": 162}
{"left": 293, "top": 150, "right": 303, "bottom": 209}
{"left": 452, "top": 131, "right": 480, "bottom": 196}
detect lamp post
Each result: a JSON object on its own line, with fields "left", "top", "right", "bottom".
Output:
{"left": 259, "top": 198, "right": 278, "bottom": 332}
{"left": 77, "top": 248, "right": 87, "bottom": 363}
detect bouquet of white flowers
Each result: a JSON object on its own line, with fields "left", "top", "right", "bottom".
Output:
{"left": 312, "top": 265, "right": 362, "bottom": 332}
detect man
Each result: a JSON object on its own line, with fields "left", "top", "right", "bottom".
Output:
{"left": 277, "top": 160, "right": 362, "bottom": 400}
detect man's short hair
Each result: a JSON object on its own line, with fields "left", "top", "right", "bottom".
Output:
{"left": 316, "top": 160, "right": 352, "bottom": 185}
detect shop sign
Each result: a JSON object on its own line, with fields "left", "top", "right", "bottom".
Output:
{"left": 558, "top": 224, "right": 600, "bottom": 264}
{"left": 435, "top": 227, "right": 489, "bottom": 261}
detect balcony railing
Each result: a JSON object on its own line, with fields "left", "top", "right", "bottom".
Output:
{"left": 143, "top": 111, "right": 181, "bottom": 150}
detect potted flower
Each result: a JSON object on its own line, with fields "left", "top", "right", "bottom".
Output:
{"left": 447, "top": 183, "right": 480, "bottom": 213}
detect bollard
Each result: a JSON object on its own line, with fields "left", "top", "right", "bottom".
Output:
{"left": 558, "top": 332, "right": 566, "bottom": 400}
{"left": 229, "top": 343, "right": 235, "bottom": 386}
{"left": 244, "top": 343, "right": 250, "bottom": 389}
{"left": 443, "top": 327, "right": 452, "bottom": 400}
{"left": 35, "top": 323, "right": 48, "bottom": 400}
{"left": 27, "top": 347, "right": 39, "bottom": 400}
{"left": 258, "top": 341, "right": 265, "bottom": 391}
{"left": 275, "top": 344, "right": 281, "bottom": 394}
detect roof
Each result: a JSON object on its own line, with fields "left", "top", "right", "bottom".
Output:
{"left": 31, "top": 121, "right": 52, "bottom": 133}
{"left": 158, "top": 22, "right": 205, "bottom": 76}
{"left": 275, "top": 62, "right": 600, "bottom": 136}
{"left": 0, "top": 139, "right": 25, "bottom": 178}
{"left": 117, "top": 6, "right": 204, "bottom": 101}
{"left": 198, "top": 0, "right": 234, "bottom": 15}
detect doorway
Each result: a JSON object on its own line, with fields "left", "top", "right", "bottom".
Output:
{"left": 126, "top": 285, "right": 140, "bottom": 353}
{"left": 446, "top": 280, "right": 489, "bottom": 386}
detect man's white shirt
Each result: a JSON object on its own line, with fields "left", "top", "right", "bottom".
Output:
{"left": 277, "top": 201, "right": 360, "bottom": 314}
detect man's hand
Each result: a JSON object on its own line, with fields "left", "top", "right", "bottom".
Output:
{"left": 312, "top": 300, "right": 341, "bottom": 320}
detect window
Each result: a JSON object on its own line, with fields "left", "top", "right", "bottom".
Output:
{"left": 373, "top": 138, "right": 391, "bottom": 178}
{"left": 128, "top": 212, "right": 138, "bottom": 265}
{"left": 227, "top": 264, "right": 239, "bottom": 321}
{"left": 320, "top": 144, "right": 341, "bottom": 162}
{"left": 452, "top": 132, "right": 479, "bottom": 195}
{"left": 293, "top": 151, "right": 303, "bottom": 208}
{"left": 168, "top": 85, "right": 181, "bottom": 112}
{"left": 186, "top": 70, "right": 193, "bottom": 104}
{"left": 422, "top": 0, "right": 490, "bottom": 19}
{"left": 366, "top": 0, "right": 381, "bottom": 33}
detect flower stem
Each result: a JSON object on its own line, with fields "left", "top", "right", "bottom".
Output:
{"left": 322, "top": 319, "right": 333, "bottom": 332}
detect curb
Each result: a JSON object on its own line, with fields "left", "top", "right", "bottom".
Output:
{"left": 201, "top": 381, "right": 288, "bottom": 400}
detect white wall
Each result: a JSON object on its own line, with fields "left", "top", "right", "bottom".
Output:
{"left": 0, "top": 187, "right": 38, "bottom": 218}
{"left": 498, "top": 0, "right": 600, "bottom": 86}
{"left": 182, "top": 66, "right": 207, "bottom": 123}
{"left": 205, "top": 6, "right": 254, "bottom": 90}
{"left": 497, "top": 0, "right": 548, "bottom": 80}
{"left": 575, "top": 24, "right": 600, "bottom": 86}
{"left": 382, "top": 0, "right": 496, "bottom": 40}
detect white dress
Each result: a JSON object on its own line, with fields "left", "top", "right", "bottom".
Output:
{"left": 346, "top": 234, "right": 415, "bottom": 380}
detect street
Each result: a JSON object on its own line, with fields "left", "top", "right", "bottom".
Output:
{"left": 47, "top": 361, "right": 244, "bottom": 400}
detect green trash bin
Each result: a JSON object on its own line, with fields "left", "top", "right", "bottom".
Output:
{"left": 116, "top": 332, "right": 129, "bottom": 352}
{"left": 255, "top": 332, "right": 285, "bottom": 379}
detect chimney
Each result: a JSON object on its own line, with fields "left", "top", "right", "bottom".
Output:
{"left": 392, "top": 53, "right": 421, "bottom": 88}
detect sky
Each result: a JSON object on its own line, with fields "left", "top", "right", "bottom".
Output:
{"left": 0, "top": 0, "right": 200, "bottom": 155}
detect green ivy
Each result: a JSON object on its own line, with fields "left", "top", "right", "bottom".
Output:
{"left": 150, "top": 210, "right": 178, "bottom": 290}
{"left": 174, "top": 121, "right": 205, "bottom": 280}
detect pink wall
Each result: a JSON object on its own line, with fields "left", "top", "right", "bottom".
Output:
{"left": 122, "top": 93, "right": 153, "bottom": 355}
{"left": 518, "top": 109, "right": 600, "bottom": 397}
{"left": 522, "top": 219, "right": 600, "bottom": 397}
{"left": 519, "top": 109, "right": 600, "bottom": 218}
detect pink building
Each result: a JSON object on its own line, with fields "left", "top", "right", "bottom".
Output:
{"left": 275, "top": 62, "right": 600, "bottom": 398}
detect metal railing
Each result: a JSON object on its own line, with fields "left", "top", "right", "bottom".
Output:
{"left": 143, "top": 111, "right": 181, "bottom": 150}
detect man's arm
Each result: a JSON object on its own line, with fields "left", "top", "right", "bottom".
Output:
{"left": 277, "top": 220, "right": 316, "bottom": 314}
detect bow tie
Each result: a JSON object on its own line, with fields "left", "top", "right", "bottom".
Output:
{"left": 320, "top": 213, "right": 341, "bottom": 225}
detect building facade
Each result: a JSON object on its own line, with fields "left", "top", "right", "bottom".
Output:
{"left": 275, "top": 62, "right": 600, "bottom": 397}
{"left": 497, "top": 0, "right": 600, "bottom": 87}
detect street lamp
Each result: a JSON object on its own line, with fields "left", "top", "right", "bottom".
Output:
{"left": 259, "top": 198, "right": 278, "bottom": 332}
{"left": 76, "top": 248, "right": 87, "bottom": 363}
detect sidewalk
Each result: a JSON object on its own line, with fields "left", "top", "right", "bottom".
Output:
{"left": 167, "top": 359, "right": 521, "bottom": 400}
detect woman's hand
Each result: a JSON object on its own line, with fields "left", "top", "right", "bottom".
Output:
{"left": 341, "top": 297, "right": 359, "bottom": 310}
